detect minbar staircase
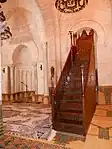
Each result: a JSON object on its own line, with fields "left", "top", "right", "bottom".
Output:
{"left": 52, "top": 29, "right": 97, "bottom": 136}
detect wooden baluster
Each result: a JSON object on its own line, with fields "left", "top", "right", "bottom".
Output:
{"left": 81, "top": 65, "right": 85, "bottom": 95}
{"left": 80, "top": 65, "right": 85, "bottom": 135}
{"left": 69, "top": 31, "right": 74, "bottom": 67}
{"left": 73, "top": 33, "right": 77, "bottom": 46}
{"left": 50, "top": 66, "right": 55, "bottom": 104}
{"left": 69, "top": 31, "right": 73, "bottom": 46}
{"left": 50, "top": 66, "right": 55, "bottom": 126}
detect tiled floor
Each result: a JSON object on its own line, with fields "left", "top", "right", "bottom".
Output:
{"left": 2, "top": 103, "right": 52, "bottom": 140}
{"left": 2, "top": 103, "right": 112, "bottom": 149}
{"left": 84, "top": 104, "right": 112, "bottom": 149}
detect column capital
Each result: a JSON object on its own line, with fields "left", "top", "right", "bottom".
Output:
{"left": 43, "top": 41, "right": 48, "bottom": 48}
{"left": 8, "top": 64, "right": 15, "bottom": 68}
{"left": 32, "top": 62, "right": 37, "bottom": 67}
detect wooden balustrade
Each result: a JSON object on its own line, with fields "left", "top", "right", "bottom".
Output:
{"left": 52, "top": 29, "right": 97, "bottom": 135}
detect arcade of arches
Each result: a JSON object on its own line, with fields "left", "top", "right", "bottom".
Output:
{"left": 0, "top": 0, "right": 112, "bottom": 148}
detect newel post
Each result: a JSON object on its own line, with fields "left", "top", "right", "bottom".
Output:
{"left": 80, "top": 65, "right": 85, "bottom": 97}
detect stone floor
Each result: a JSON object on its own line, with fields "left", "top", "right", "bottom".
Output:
{"left": 2, "top": 103, "right": 52, "bottom": 140}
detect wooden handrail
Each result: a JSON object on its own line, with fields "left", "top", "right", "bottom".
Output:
{"left": 51, "top": 45, "right": 77, "bottom": 124}
{"left": 53, "top": 45, "right": 77, "bottom": 96}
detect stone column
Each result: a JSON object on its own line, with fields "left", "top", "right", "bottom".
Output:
{"left": 31, "top": 68, "right": 35, "bottom": 91}
{"left": 30, "top": 71, "right": 32, "bottom": 90}
{"left": 34, "top": 63, "right": 38, "bottom": 93}
{"left": 53, "top": 11, "right": 62, "bottom": 82}
{"left": 22, "top": 70, "right": 26, "bottom": 92}
{"left": 31, "top": 63, "right": 37, "bottom": 103}
{"left": 14, "top": 67, "right": 16, "bottom": 93}
{"left": 43, "top": 42, "right": 49, "bottom": 104}
{"left": 15, "top": 67, "right": 18, "bottom": 101}
{"left": 0, "top": 41, "right": 3, "bottom": 137}
{"left": 9, "top": 64, "right": 15, "bottom": 102}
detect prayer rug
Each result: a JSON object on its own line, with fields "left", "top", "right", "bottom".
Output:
{"left": 2, "top": 104, "right": 52, "bottom": 140}
{"left": 0, "top": 135, "right": 71, "bottom": 149}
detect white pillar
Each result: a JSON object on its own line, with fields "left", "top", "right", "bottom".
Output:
{"left": 33, "top": 63, "right": 38, "bottom": 93}
{"left": 43, "top": 42, "right": 49, "bottom": 104}
{"left": 20, "top": 69, "right": 24, "bottom": 91}
{"left": 0, "top": 41, "right": 2, "bottom": 104}
{"left": 53, "top": 11, "right": 62, "bottom": 82}
{"left": 0, "top": 40, "right": 3, "bottom": 136}
{"left": 32, "top": 68, "right": 35, "bottom": 91}
{"left": 16, "top": 69, "right": 20, "bottom": 92}
{"left": 9, "top": 64, "right": 15, "bottom": 102}
{"left": 30, "top": 71, "right": 32, "bottom": 90}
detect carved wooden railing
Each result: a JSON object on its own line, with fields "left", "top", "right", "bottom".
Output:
{"left": 52, "top": 45, "right": 77, "bottom": 123}
{"left": 52, "top": 29, "right": 97, "bottom": 135}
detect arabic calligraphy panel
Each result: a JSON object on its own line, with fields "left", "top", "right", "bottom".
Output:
{"left": 55, "top": 0, "right": 88, "bottom": 13}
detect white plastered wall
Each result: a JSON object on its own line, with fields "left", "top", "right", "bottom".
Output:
{"left": 1, "top": 0, "right": 48, "bottom": 95}
{"left": 1, "top": 0, "right": 112, "bottom": 94}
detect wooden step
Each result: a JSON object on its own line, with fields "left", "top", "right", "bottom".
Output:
{"left": 61, "top": 98, "right": 82, "bottom": 103}
{"left": 63, "top": 87, "right": 82, "bottom": 92}
{"left": 58, "top": 90, "right": 82, "bottom": 95}
{"left": 60, "top": 102, "right": 83, "bottom": 111}
{"left": 58, "top": 119, "right": 83, "bottom": 125}
{"left": 63, "top": 77, "right": 81, "bottom": 82}
{"left": 60, "top": 81, "right": 82, "bottom": 89}
{"left": 56, "top": 111, "right": 83, "bottom": 124}
{"left": 57, "top": 111, "right": 83, "bottom": 117}
{"left": 62, "top": 93, "right": 82, "bottom": 99}
{"left": 63, "top": 90, "right": 82, "bottom": 95}
{"left": 53, "top": 122, "right": 84, "bottom": 135}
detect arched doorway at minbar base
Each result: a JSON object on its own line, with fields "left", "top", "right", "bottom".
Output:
{"left": 51, "top": 27, "right": 98, "bottom": 136}
{"left": 2, "top": 44, "right": 52, "bottom": 140}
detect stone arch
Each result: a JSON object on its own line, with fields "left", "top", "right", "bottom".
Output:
{"left": 2, "top": 0, "right": 48, "bottom": 97}
{"left": 68, "top": 20, "right": 106, "bottom": 45}
{"left": 12, "top": 44, "right": 32, "bottom": 66}
{"left": 5, "top": 2, "right": 46, "bottom": 65}
{"left": 67, "top": 20, "right": 106, "bottom": 68}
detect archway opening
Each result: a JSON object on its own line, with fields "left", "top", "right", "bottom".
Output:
{"left": 12, "top": 44, "right": 35, "bottom": 93}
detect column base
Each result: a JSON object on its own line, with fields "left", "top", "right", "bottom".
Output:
{"left": 32, "top": 95, "right": 36, "bottom": 103}
{"left": 10, "top": 94, "right": 14, "bottom": 102}
{"left": 0, "top": 105, "right": 4, "bottom": 138}
{"left": 2, "top": 94, "right": 12, "bottom": 103}
{"left": 43, "top": 96, "right": 49, "bottom": 104}
{"left": 37, "top": 95, "right": 43, "bottom": 103}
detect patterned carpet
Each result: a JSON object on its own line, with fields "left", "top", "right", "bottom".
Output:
{"left": 2, "top": 103, "right": 52, "bottom": 140}
{"left": 0, "top": 135, "right": 71, "bottom": 149}
{"left": 52, "top": 132, "right": 85, "bottom": 146}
